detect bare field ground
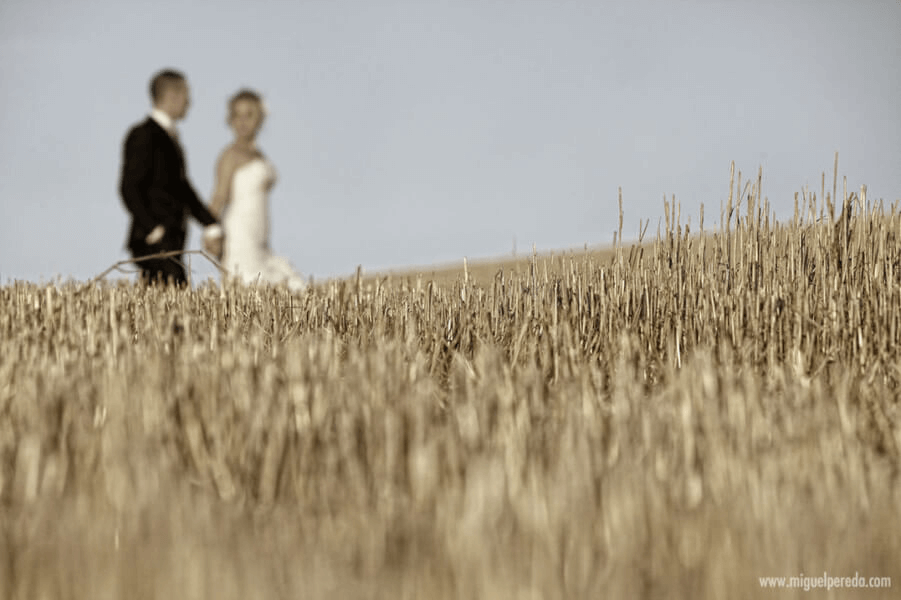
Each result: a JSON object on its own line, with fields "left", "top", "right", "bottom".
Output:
{"left": 1, "top": 167, "right": 900, "bottom": 598}
{"left": 365, "top": 244, "right": 621, "bottom": 288}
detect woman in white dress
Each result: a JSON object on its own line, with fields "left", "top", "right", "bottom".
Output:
{"left": 206, "top": 89, "right": 306, "bottom": 291}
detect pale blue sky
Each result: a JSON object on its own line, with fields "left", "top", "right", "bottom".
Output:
{"left": 1, "top": 0, "right": 899, "bottom": 284}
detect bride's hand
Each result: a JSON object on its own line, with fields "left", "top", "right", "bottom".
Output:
{"left": 204, "top": 235, "right": 224, "bottom": 261}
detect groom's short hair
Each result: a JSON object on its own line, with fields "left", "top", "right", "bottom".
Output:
{"left": 150, "top": 69, "right": 187, "bottom": 103}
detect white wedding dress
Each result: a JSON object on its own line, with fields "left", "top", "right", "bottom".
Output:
{"left": 221, "top": 157, "right": 306, "bottom": 291}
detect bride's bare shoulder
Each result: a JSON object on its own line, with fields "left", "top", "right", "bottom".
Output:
{"left": 217, "top": 145, "right": 258, "bottom": 173}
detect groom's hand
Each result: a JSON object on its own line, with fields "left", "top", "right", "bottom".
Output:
{"left": 204, "top": 235, "right": 223, "bottom": 260}
{"left": 145, "top": 225, "right": 165, "bottom": 245}
{"left": 203, "top": 224, "right": 224, "bottom": 261}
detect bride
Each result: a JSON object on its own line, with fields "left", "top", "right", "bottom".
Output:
{"left": 205, "top": 88, "right": 306, "bottom": 291}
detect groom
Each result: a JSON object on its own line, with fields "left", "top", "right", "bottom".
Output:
{"left": 119, "top": 68, "right": 223, "bottom": 286}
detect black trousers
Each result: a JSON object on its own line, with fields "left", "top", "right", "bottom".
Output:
{"left": 134, "top": 253, "right": 187, "bottom": 287}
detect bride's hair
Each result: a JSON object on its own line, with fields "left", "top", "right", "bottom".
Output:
{"left": 227, "top": 88, "right": 268, "bottom": 123}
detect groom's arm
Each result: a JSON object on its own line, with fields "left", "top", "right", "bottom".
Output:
{"left": 180, "top": 168, "right": 223, "bottom": 242}
{"left": 172, "top": 146, "right": 218, "bottom": 228}
{"left": 183, "top": 179, "right": 218, "bottom": 226}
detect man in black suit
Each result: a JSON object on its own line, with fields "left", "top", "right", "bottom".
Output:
{"left": 119, "top": 69, "right": 223, "bottom": 286}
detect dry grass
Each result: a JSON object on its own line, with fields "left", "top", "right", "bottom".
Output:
{"left": 1, "top": 163, "right": 900, "bottom": 599}
{"left": 367, "top": 244, "right": 621, "bottom": 288}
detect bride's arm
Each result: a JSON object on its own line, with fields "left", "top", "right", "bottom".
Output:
{"left": 209, "top": 149, "right": 238, "bottom": 219}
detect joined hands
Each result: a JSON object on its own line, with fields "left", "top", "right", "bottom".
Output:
{"left": 203, "top": 224, "right": 224, "bottom": 261}
{"left": 144, "top": 224, "right": 224, "bottom": 261}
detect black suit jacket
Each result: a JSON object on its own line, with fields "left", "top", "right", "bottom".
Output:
{"left": 119, "top": 117, "right": 217, "bottom": 255}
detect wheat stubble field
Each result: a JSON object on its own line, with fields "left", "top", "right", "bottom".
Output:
{"left": 1, "top": 165, "right": 900, "bottom": 599}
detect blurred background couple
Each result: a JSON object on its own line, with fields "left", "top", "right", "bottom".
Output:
{"left": 119, "top": 68, "right": 306, "bottom": 291}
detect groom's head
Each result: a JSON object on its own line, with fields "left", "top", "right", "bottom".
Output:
{"left": 150, "top": 69, "right": 191, "bottom": 121}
